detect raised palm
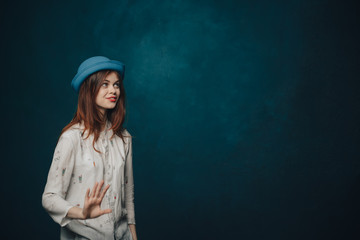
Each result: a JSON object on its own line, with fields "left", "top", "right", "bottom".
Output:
{"left": 82, "top": 180, "right": 112, "bottom": 219}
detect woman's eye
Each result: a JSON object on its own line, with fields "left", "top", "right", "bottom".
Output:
{"left": 114, "top": 83, "right": 120, "bottom": 88}
{"left": 102, "top": 83, "right": 108, "bottom": 87}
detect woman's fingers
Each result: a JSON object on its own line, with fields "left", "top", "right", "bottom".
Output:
{"left": 100, "top": 208, "right": 112, "bottom": 215}
{"left": 85, "top": 188, "right": 90, "bottom": 199}
{"left": 96, "top": 180, "right": 104, "bottom": 198}
{"left": 91, "top": 182, "right": 98, "bottom": 197}
{"left": 88, "top": 180, "right": 109, "bottom": 201}
{"left": 100, "top": 184, "right": 110, "bottom": 200}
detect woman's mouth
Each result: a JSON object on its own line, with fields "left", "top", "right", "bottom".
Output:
{"left": 107, "top": 97, "right": 117, "bottom": 102}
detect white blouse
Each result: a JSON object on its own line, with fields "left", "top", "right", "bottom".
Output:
{"left": 42, "top": 120, "right": 135, "bottom": 239}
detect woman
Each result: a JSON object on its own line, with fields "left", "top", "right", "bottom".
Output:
{"left": 42, "top": 56, "right": 138, "bottom": 240}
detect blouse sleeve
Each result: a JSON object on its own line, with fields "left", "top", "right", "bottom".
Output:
{"left": 124, "top": 133, "right": 136, "bottom": 225}
{"left": 42, "top": 134, "right": 76, "bottom": 227}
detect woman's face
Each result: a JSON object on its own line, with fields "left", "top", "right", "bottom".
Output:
{"left": 95, "top": 71, "right": 121, "bottom": 115}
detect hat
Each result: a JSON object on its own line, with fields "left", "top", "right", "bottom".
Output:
{"left": 71, "top": 56, "right": 125, "bottom": 93}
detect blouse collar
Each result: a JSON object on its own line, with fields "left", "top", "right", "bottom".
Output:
{"left": 100, "top": 120, "right": 112, "bottom": 138}
{"left": 76, "top": 120, "right": 112, "bottom": 139}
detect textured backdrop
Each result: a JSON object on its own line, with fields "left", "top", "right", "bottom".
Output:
{"left": 1, "top": 0, "right": 359, "bottom": 239}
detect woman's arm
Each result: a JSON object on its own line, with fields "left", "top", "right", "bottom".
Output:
{"left": 43, "top": 134, "right": 113, "bottom": 225}
{"left": 66, "top": 206, "right": 85, "bottom": 219}
{"left": 124, "top": 133, "right": 136, "bottom": 224}
{"left": 129, "top": 224, "right": 138, "bottom": 240}
{"left": 42, "top": 135, "right": 77, "bottom": 226}
{"left": 124, "top": 132, "right": 137, "bottom": 238}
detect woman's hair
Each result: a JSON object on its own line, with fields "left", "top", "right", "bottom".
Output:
{"left": 58, "top": 70, "right": 130, "bottom": 153}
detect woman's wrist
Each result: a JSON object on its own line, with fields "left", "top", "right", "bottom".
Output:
{"left": 66, "top": 206, "right": 86, "bottom": 220}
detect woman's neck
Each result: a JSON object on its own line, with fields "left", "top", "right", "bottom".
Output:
{"left": 100, "top": 120, "right": 106, "bottom": 132}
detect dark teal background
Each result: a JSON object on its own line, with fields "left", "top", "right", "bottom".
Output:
{"left": 1, "top": 0, "right": 359, "bottom": 239}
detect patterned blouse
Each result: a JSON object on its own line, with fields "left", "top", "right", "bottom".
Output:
{"left": 42, "top": 120, "right": 135, "bottom": 239}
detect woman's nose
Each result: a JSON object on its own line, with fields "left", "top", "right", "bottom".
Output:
{"left": 109, "top": 85, "right": 116, "bottom": 93}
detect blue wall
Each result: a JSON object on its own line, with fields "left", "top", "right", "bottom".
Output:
{"left": 1, "top": 0, "right": 359, "bottom": 239}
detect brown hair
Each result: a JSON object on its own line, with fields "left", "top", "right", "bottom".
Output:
{"left": 58, "top": 70, "right": 130, "bottom": 153}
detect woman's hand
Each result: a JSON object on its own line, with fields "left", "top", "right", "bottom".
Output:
{"left": 81, "top": 180, "right": 112, "bottom": 219}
